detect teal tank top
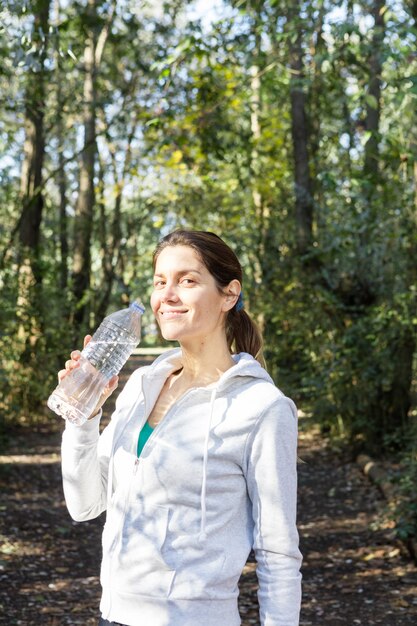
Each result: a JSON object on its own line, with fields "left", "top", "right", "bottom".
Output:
{"left": 137, "top": 421, "right": 154, "bottom": 457}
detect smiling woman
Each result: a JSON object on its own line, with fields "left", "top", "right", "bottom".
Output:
{"left": 60, "top": 229, "right": 302, "bottom": 626}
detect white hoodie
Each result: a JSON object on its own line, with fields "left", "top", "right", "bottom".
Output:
{"left": 61, "top": 349, "right": 302, "bottom": 626}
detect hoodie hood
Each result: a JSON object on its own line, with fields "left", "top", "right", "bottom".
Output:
{"left": 144, "top": 347, "right": 274, "bottom": 391}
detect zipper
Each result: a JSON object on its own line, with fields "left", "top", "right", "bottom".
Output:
{"left": 131, "top": 377, "right": 151, "bottom": 473}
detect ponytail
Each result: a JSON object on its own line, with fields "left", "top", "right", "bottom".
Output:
{"left": 226, "top": 308, "right": 265, "bottom": 366}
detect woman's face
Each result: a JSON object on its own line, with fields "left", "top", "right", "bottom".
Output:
{"left": 151, "top": 245, "right": 236, "bottom": 346}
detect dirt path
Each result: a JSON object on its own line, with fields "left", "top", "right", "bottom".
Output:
{"left": 296, "top": 424, "right": 417, "bottom": 625}
{"left": 0, "top": 356, "right": 416, "bottom": 625}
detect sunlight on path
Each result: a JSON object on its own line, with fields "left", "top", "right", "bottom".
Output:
{"left": 297, "top": 420, "right": 417, "bottom": 625}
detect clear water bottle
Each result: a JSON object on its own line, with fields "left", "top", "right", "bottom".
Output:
{"left": 47, "top": 301, "right": 145, "bottom": 425}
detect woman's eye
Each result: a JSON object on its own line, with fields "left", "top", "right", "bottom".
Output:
{"left": 154, "top": 280, "right": 165, "bottom": 288}
{"left": 181, "top": 278, "right": 195, "bottom": 285}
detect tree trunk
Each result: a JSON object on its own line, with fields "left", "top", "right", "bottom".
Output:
{"left": 54, "top": 0, "right": 69, "bottom": 293}
{"left": 308, "top": 2, "right": 325, "bottom": 176}
{"left": 363, "top": 0, "right": 412, "bottom": 438}
{"left": 95, "top": 111, "right": 137, "bottom": 322}
{"left": 363, "top": 0, "right": 385, "bottom": 184}
{"left": 72, "top": 0, "right": 114, "bottom": 331}
{"left": 72, "top": 1, "right": 97, "bottom": 328}
{"left": 17, "top": 0, "right": 51, "bottom": 357}
{"left": 250, "top": 62, "right": 263, "bottom": 235}
{"left": 287, "top": 1, "right": 314, "bottom": 256}
{"left": 19, "top": 0, "right": 50, "bottom": 273}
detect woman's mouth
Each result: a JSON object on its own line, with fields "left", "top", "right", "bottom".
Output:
{"left": 160, "top": 309, "right": 187, "bottom": 319}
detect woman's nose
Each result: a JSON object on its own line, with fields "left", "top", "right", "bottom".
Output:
{"left": 162, "top": 283, "right": 179, "bottom": 302}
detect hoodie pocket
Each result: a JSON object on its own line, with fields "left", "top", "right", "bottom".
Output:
{"left": 112, "top": 504, "right": 176, "bottom": 597}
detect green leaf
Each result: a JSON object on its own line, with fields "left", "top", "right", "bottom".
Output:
{"left": 365, "top": 93, "right": 378, "bottom": 109}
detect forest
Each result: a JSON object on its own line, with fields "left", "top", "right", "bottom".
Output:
{"left": 0, "top": 0, "right": 416, "bottom": 543}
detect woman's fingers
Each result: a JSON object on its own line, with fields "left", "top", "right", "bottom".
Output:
{"left": 58, "top": 336, "right": 119, "bottom": 415}
{"left": 57, "top": 368, "right": 67, "bottom": 382}
{"left": 89, "top": 375, "right": 119, "bottom": 419}
{"left": 65, "top": 355, "right": 81, "bottom": 371}
{"left": 102, "top": 375, "right": 119, "bottom": 398}
{"left": 108, "top": 375, "right": 119, "bottom": 394}
{"left": 57, "top": 338, "right": 88, "bottom": 382}
{"left": 58, "top": 357, "right": 79, "bottom": 381}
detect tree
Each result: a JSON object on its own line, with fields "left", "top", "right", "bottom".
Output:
{"left": 53, "top": 0, "right": 69, "bottom": 292}
{"left": 287, "top": 0, "right": 314, "bottom": 257}
{"left": 72, "top": 0, "right": 115, "bottom": 330}
{"left": 17, "top": 0, "right": 51, "bottom": 359}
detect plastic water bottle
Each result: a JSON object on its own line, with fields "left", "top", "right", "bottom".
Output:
{"left": 47, "top": 301, "right": 145, "bottom": 425}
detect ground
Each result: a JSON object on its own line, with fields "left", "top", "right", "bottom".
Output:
{"left": 1, "top": 356, "right": 416, "bottom": 625}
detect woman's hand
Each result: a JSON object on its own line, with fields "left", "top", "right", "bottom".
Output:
{"left": 58, "top": 335, "right": 119, "bottom": 419}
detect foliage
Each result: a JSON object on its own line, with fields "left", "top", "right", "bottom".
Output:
{"left": 0, "top": 0, "right": 416, "bottom": 470}
{"left": 390, "top": 449, "right": 417, "bottom": 543}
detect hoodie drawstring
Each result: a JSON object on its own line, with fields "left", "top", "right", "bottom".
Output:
{"left": 199, "top": 387, "right": 216, "bottom": 541}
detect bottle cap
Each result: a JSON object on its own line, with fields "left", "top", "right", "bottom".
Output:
{"left": 130, "top": 301, "right": 145, "bottom": 314}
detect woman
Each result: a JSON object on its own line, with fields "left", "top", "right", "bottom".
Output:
{"left": 60, "top": 230, "right": 302, "bottom": 626}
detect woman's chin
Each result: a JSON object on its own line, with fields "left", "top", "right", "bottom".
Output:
{"left": 161, "top": 330, "right": 181, "bottom": 342}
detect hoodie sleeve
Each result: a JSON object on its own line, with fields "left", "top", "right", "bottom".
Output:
{"left": 61, "top": 368, "right": 143, "bottom": 522}
{"left": 244, "top": 394, "right": 302, "bottom": 626}
{"left": 61, "top": 410, "right": 111, "bottom": 521}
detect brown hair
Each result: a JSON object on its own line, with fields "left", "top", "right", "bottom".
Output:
{"left": 153, "top": 230, "right": 263, "bottom": 363}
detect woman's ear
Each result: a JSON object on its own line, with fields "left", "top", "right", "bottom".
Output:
{"left": 222, "top": 279, "right": 241, "bottom": 312}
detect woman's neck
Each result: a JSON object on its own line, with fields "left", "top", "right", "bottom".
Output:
{"left": 177, "top": 338, "right": 235, "bottom": 387}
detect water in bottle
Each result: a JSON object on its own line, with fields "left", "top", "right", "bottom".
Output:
{"left": 47, "top": 301, "right": 145, "bottom": 425}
